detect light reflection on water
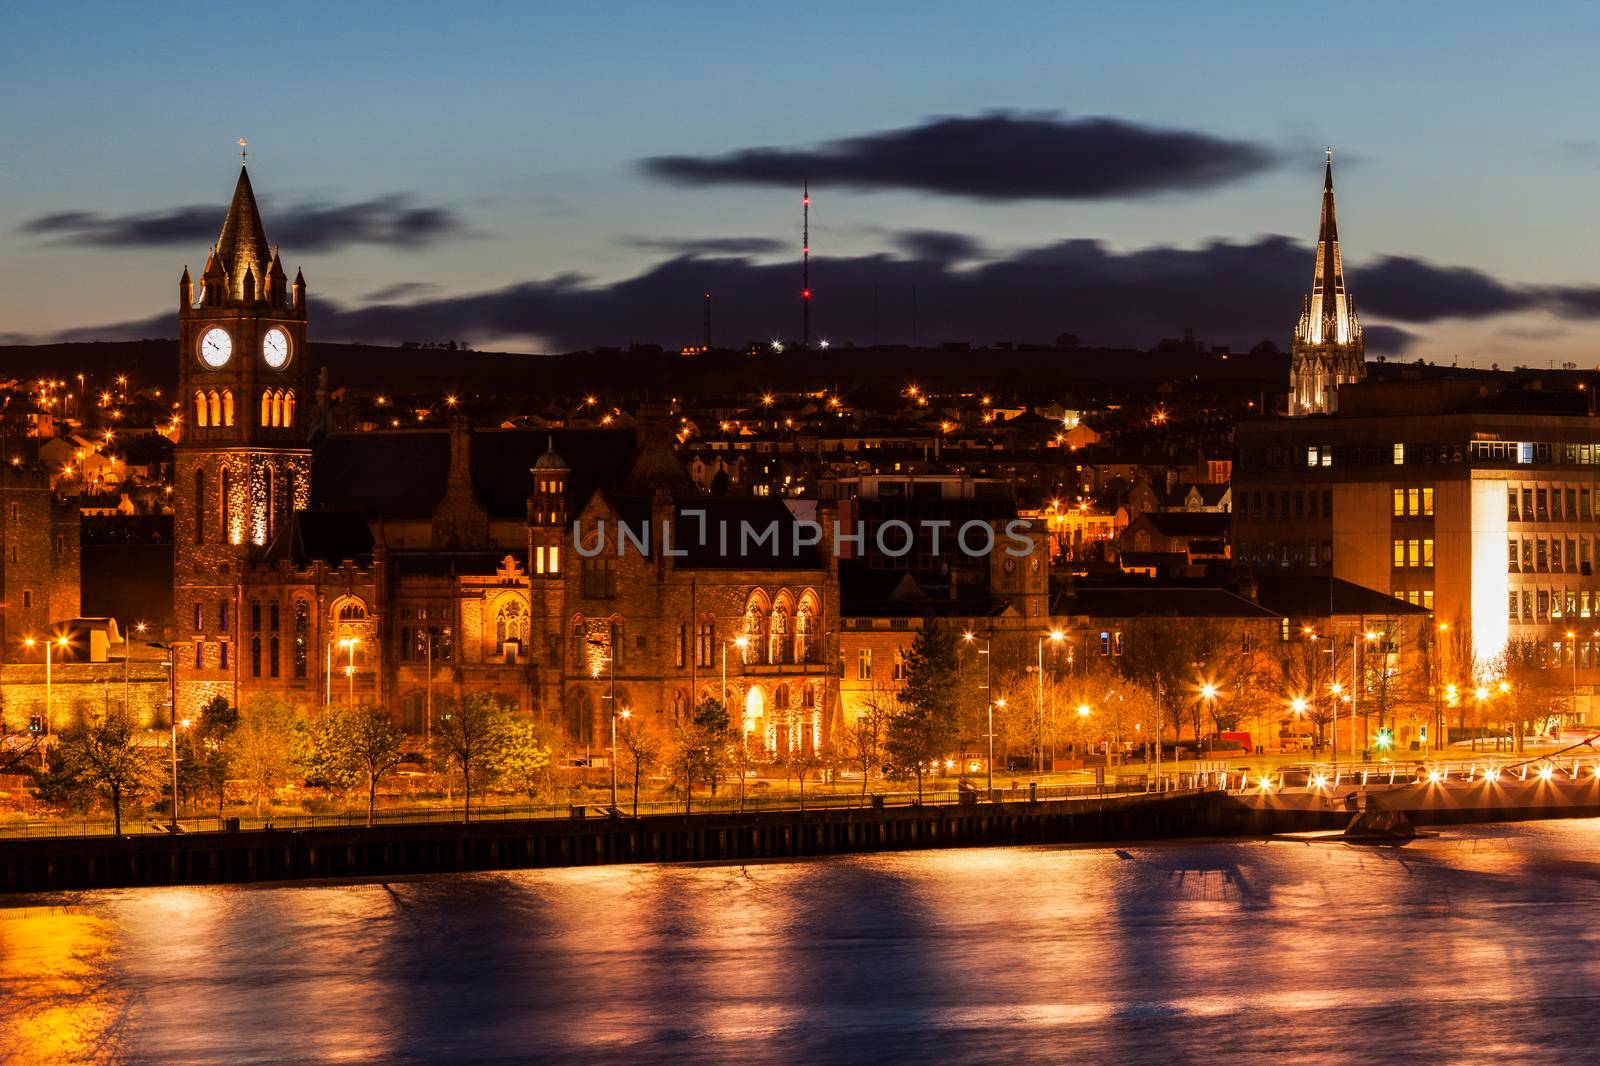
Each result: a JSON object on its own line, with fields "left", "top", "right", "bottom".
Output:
{"left": 5, "top": 820, "right": 1600, "bottom": 1064}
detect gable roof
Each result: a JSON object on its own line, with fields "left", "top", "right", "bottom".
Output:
{"left": 262, "top": 509, "right": 374, "bottom": 567}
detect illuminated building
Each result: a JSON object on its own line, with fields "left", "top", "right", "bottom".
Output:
{"left": 1235, "top": 378, "right": 1600, "bottom": 709}
{"left": 1288, "top": 149, "right": 1365, "bottom": 417}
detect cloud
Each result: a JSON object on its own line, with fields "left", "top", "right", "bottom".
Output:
{"left": 361, "top": 281, "right": 442, "bottom": 303}
{"left": 892, "top": 230, "right": 984, "bottom": 262}
{"left": 19, "top": 194, "right": 468, "bottom": 252}
{"left": 618, "top": 235, "right": 785, "bottom": 255}
{"left": 641, "top": 111, "right": 1278, "bottom": 201}
{"left": 55, "top": 234, "right": 1600, "bottom": 357}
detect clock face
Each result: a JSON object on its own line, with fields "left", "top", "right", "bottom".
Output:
{"left": 1003, "top": 557, "right": 1017, "bottom": 574}
{"left": 199, "top": 327, "right": 232, "bottom": 368}
{"left": 263, "top": 328, "right": 289, "bottom": 369}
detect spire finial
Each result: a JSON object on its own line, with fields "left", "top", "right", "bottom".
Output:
{"left": 238, "top": 137, "right": 249, "bottom": 166}
{"left": 1325, "top": 145, "right": 1332, "bottom": 165}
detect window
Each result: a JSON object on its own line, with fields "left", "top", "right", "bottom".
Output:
{"left": 1538, "top": 489, "right": 1549, "bottom": 520}
{"left": 1422, "top": 539, "right": 1434, "bottom": 567}
{"left": 269, "top": 635, "right": 280, "bottom": 678}
{"left": 194, "top": 469, "right": 206, "bottom": 543}
{"left": 22, "top": 590, "right": 31, "bottom": 609}
{"left": 1393, "top": 539, "right": 1405, "bottom": 568}
{"left": 250, "top": 600, "right": 261, "bottom": 632}
{"left": 338, "top": 600, "right": 367, "bottom": 622}
{"left": 893, "top": 648, "right": 907, "bottom": 681}
{"left": 1509, "top": 538, "right": 1519, "bottom": 573}
{"left": 219, "top": 601, "right": 229, "bottom": 633}
{"left": 676, "top": 622, "right": 688, "bottom": 669}
{"left": 193, "top": 603, "right": 203, "bottom": 631}
{"left": 194, "top": 642, "right": 204, "bottom": 670}
{"left": 293, "top": 600, "right": 309, "bottom": 678}
{"left": 195, "top": 390, "right": 208, "bottom": 428}
{"left": 1393, "top": 489, "right": 1405, "bottom": 517}
{"left": 858, "top": 648, "right": 873, "bottom": 680}
{"left": 1422, "top": 487, "right": 1434, "bottom": 516}
{"left": 495, "top": 600, "right": 526, "bottom": 654}
{"left": 219, "top": 641, "right": 229, "bottom": 670}
{"left": 582, "top": 557, "right": 616, "bottom": 598}
{"left": 222, "top": 390, "right": 234, "bottom": 427}
{"left": 697, "top": 621, "right": 714, "bottom": 668}
{"left": 1393, "top": 443, "right": 1405, "bottom": 465}
{"left": 1509, "top": 488, "right": 1520, "bottom": 521}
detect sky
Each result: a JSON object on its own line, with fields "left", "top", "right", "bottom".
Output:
{"left": 4, "top": 1, "right": 1600, "bottom": 365}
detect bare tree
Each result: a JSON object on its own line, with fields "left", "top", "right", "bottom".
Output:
{"left": 849, "top": 676, "right": 896, "bottom": 804}
{"left": 615, "top": 716, "right": 662, "bottom": 817}
{"left": 432, "top": 694, "right": 509, "bottom": 823}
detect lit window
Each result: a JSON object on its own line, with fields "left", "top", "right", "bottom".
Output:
{"left": 1393, "top": 443, "right": 1406, "bottom": 465}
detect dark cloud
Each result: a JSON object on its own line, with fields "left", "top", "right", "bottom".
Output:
{"left": 361, "top": 281, "right": 442, "bottom": 304}
{"left": 642, "top": 111, "right": 1278, "bottom": 201}
{"left": 892, "top": 230, "right": 984, "bottom": 262}
{"left": 58, "top": 234, "right": 1600, "bottom": 355}
{"left": 618, "top": 236, "right": 785, "bottom": 255}
{"left": 20, "top": 195, "right": 467, "bottom": 252}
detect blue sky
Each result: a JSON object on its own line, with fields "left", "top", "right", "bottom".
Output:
{"left": 4, "top": 1, "right": 1600, "bottom": 363}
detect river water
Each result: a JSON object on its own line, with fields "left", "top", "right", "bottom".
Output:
{"left": 4, "top": 820, "right": 1600, "bottom": 1064}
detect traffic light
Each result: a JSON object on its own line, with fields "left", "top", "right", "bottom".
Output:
{"left": 1375, "top": 727, "right": 1393, "bottom": 751}
{"left": 27, "top": 716, "right": 42, "bottom": 734}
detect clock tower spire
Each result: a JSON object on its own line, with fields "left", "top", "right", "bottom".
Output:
{"left": 174, "top": 157, "right": 312, "bottom": 711}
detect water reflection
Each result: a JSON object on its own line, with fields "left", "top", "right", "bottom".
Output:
{"left": 5, "top": 824, "right": 1600, "bottom": 1063}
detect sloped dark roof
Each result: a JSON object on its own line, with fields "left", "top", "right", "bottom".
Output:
{"left": 671, "top": 497, "right": 825, "bottom": 570}
{"left": 389, "top": 550, "right": 516, "bottom": 578}
{"left": 1250, "top": 576, "right": 1430, "bottom": 618}
{"left": 310, "top": 427, "right": 638, "bottom": 520}
{"left": 1137, "top": 511, "right": 1231, "bottom": 538}
{"left": 1054, "top": 585, "right": 1278, "bottom": 620}
{"left": 839, "top": 560, "right": 1008, "bottom": 618}
{"left": 263, "top": 510, "right": 374, "bottom": 567}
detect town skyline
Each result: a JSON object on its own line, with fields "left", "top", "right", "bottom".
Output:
{"left": 8, "top": 2, "right": 1600, "bottom": 367}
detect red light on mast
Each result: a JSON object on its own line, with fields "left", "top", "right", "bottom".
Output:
{"left": 802, "top": 289, "right": 812, "bottom": 299}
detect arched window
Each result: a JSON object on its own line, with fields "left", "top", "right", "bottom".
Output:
{"left": 571, "top": 618, "right": 588, "bottom": 670}
{"left": 250, "top": 636, "right": 262, "bottom": 678}
{"left": 292, "top": 600, "right": 309, "bottom": 678}
{"left": 284, "top": 390, "right": 296, "bottom": 428}
{"left": 567, "top": 688, "right": 595, "bottom": 744}
{"left": 269, "top": 635, "right": 280, "bottom": 678}
{"left": 496, "top": 600, "right": 526, "bottom": 653}
{"left": 269, "top": 602, "right": 280, "bottom": 631}
{"left": 774, "top": 683, "right": 791, "bottom": 710}
{"left": 250, "top": 600, "right": 261, "bottom": 632}
{"left": 222, "top": 389, "right": 234, "bottom": 427}
{"left": 769, "top": 604, "right": 790, "bottom": 665}
{"left": 260, "top": 390, "right": 272, "bottom": 428}
{"left": 220, "top": 466, "right": 232, "bottom": 541}
{"left": 193, "top": 468, "right": 206, "bottom": 543}
{"left": 208, "top": 390, "right": 221, "bottom": 427}
{"left": 338, "top": 600, "right": 367, "bottom": 622}
{"left": 795, "top": 596, "right": 817, "bottom": 663}
{"left": 195, "top": 391, "right": 209, "bottom": 428}
{"left": 744, "top": 603, "right": 766, "bottom": 664}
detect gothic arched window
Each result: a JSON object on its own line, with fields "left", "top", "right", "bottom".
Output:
{"left": 195, "top": 391, "right": 208, "bottom": 428}
{"left": 744, "top": 603, "right": 766, "bottom": 664}
{"left": 284, "top": 390, "right": 296, "bottom": 428}
{"left": 292, "top": 600, "right": 309, "bottom": 678}
{"left": 193, "top": 468, "right": 206, "bottom": 544}
{"left": 567, "top": 688, "right": 595, "bottom": 745}
{"left": 219, "top": 466, "right": 232, "bottom": 541}
{"left": 795, "top": 596, "right": 817, "bottom": 663}
{"left": 222, "top": 390, "right": 234, "bottom": 427}
{"left": 208, "top": 390, "right": 221, "bottom": 428}
{"left": 769, "top": 604, "right": 790, "bottom": 665}
{"left": 260, "top": 390, "right": 272, "bottom": 428}
{"left": 496, "top": 600, "right": 526, "bottom": 653}
{"left": 338, "top": 600, "right": 367, "bottom": 622}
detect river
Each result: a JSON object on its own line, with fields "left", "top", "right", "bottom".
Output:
{"left": 4, "top": 819, "right": 1600, "bottom": 1064}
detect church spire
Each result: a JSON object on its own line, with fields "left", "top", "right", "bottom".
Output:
{"left": 1289, "top": 147, "right": 1365, "bottom": 417}
{"left": 216, "top": 165, "right": 271, "bottom": 301}
{"left": 1301, "top": 147, "right": 1356, "bottom": 347}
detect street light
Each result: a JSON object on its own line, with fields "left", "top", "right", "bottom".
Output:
{"left": 722, "top": 633, "right": 751, "bottom": 715}
{"left": 23, "top": 634, "right": 70, "bottom": 737}
{"left": 964, "top": 629, "right": 996, "bottom": 797}
{"left": 338, "top": 637, "right": 360, "bottom": 705}
{"left": 1037, "top": 630, "right": 1065, "bottom": 775}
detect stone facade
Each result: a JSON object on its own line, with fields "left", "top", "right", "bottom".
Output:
{"left": 0, "top": 464, "right": 81, "bottom": 658}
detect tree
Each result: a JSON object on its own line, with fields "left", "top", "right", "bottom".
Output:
{"left": 37, "top": 709, "right": 156, "bottom": 835}
{"left": 487, "top": 720, "right": 552, "bottom": 804}
{"left": 432, "top": 693, "right": 509, "bottom": 822}
{"left": 1499, "top": 638, "right": 1573, "bottom": 754}
{"left": 784, "top": 738, "right": 826, "bottom": 811}
{"left": 234, "top": 695, "right": 303, "bottom": 815}
{"left": 182, "top": 695, "right": 239, "bottom": 818}
{"left": 671, "top": 697, "right": 730, "bottom": 813}
{"left": 615, "top": 716, "right": 662, "bottom": 816}
{"left": 885, "top": 621, "right": 960, "bottom": 801}
{"left": 342, "top": 709, "right": 408, "bottom": 826}
{"left": 849, "top": 676, "right": 896, "bottom": 804}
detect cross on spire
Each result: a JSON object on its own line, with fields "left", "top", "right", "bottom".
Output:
{"left": 238, "top": 137, "right": 249, "bottom": 166}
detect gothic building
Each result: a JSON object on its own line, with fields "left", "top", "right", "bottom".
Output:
{"left": 171, "top": 167, "right": 845, "bottom": 756}
{"left": 1288, "top": 149, "right": 1365, "bottom": 417}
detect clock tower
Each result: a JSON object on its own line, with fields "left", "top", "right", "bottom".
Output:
{"left": 174, "top": 163, "right": 311, "bottom": 712}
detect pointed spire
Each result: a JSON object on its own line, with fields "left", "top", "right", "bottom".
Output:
{"left": 216, "top": 165, "right": 270, "bottom": 295}
{"left": 1300, "top": 147, "right": 1356, "bottom": 347}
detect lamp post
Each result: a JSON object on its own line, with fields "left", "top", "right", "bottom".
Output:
{"left": 721, "top": 634, "right": 750, "bottom": 711}
{"left": 963, "top": 630, "right": 995, "bottom": 797}
{"left": 145, "top": 637, "right": 183, "bottom": 830}
{"left": 1037, "top": 630, "right": 1065, "bottom": 775}
{"left": 23, "top": 634, "right": 69, "bottom": 737}
{"left": 338, "top": 637, "right": 359, "bottom": 705}
{"left": 128, "top": 620, "right": 146, "bottom": 715}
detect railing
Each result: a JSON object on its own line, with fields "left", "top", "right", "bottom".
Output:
{"left": 0, "top": 780, "right": 1157, "bottom": 840}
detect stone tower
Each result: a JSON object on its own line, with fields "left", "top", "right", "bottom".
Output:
{"left": 173, "top": 164, "right": 311, "bottom": 713}
{"left": 528, "top": 438, "right": 568, "bottom": 714}
{"left": 1289, "top": 149, "right": 1365, "bottom": 416}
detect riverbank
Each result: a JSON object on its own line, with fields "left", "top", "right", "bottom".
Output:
{"left": 7, "top": 778, "right": 1600, "bottom": 894}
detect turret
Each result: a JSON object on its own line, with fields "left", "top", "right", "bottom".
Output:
{"left": 179, "top": 265, "right": 193, "bottom": 309}
{"left": 293, "top": 267, "right": 306, "bottom": 310}
{"left": 266, "top": 249, "right": 287, "bottom": 307}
